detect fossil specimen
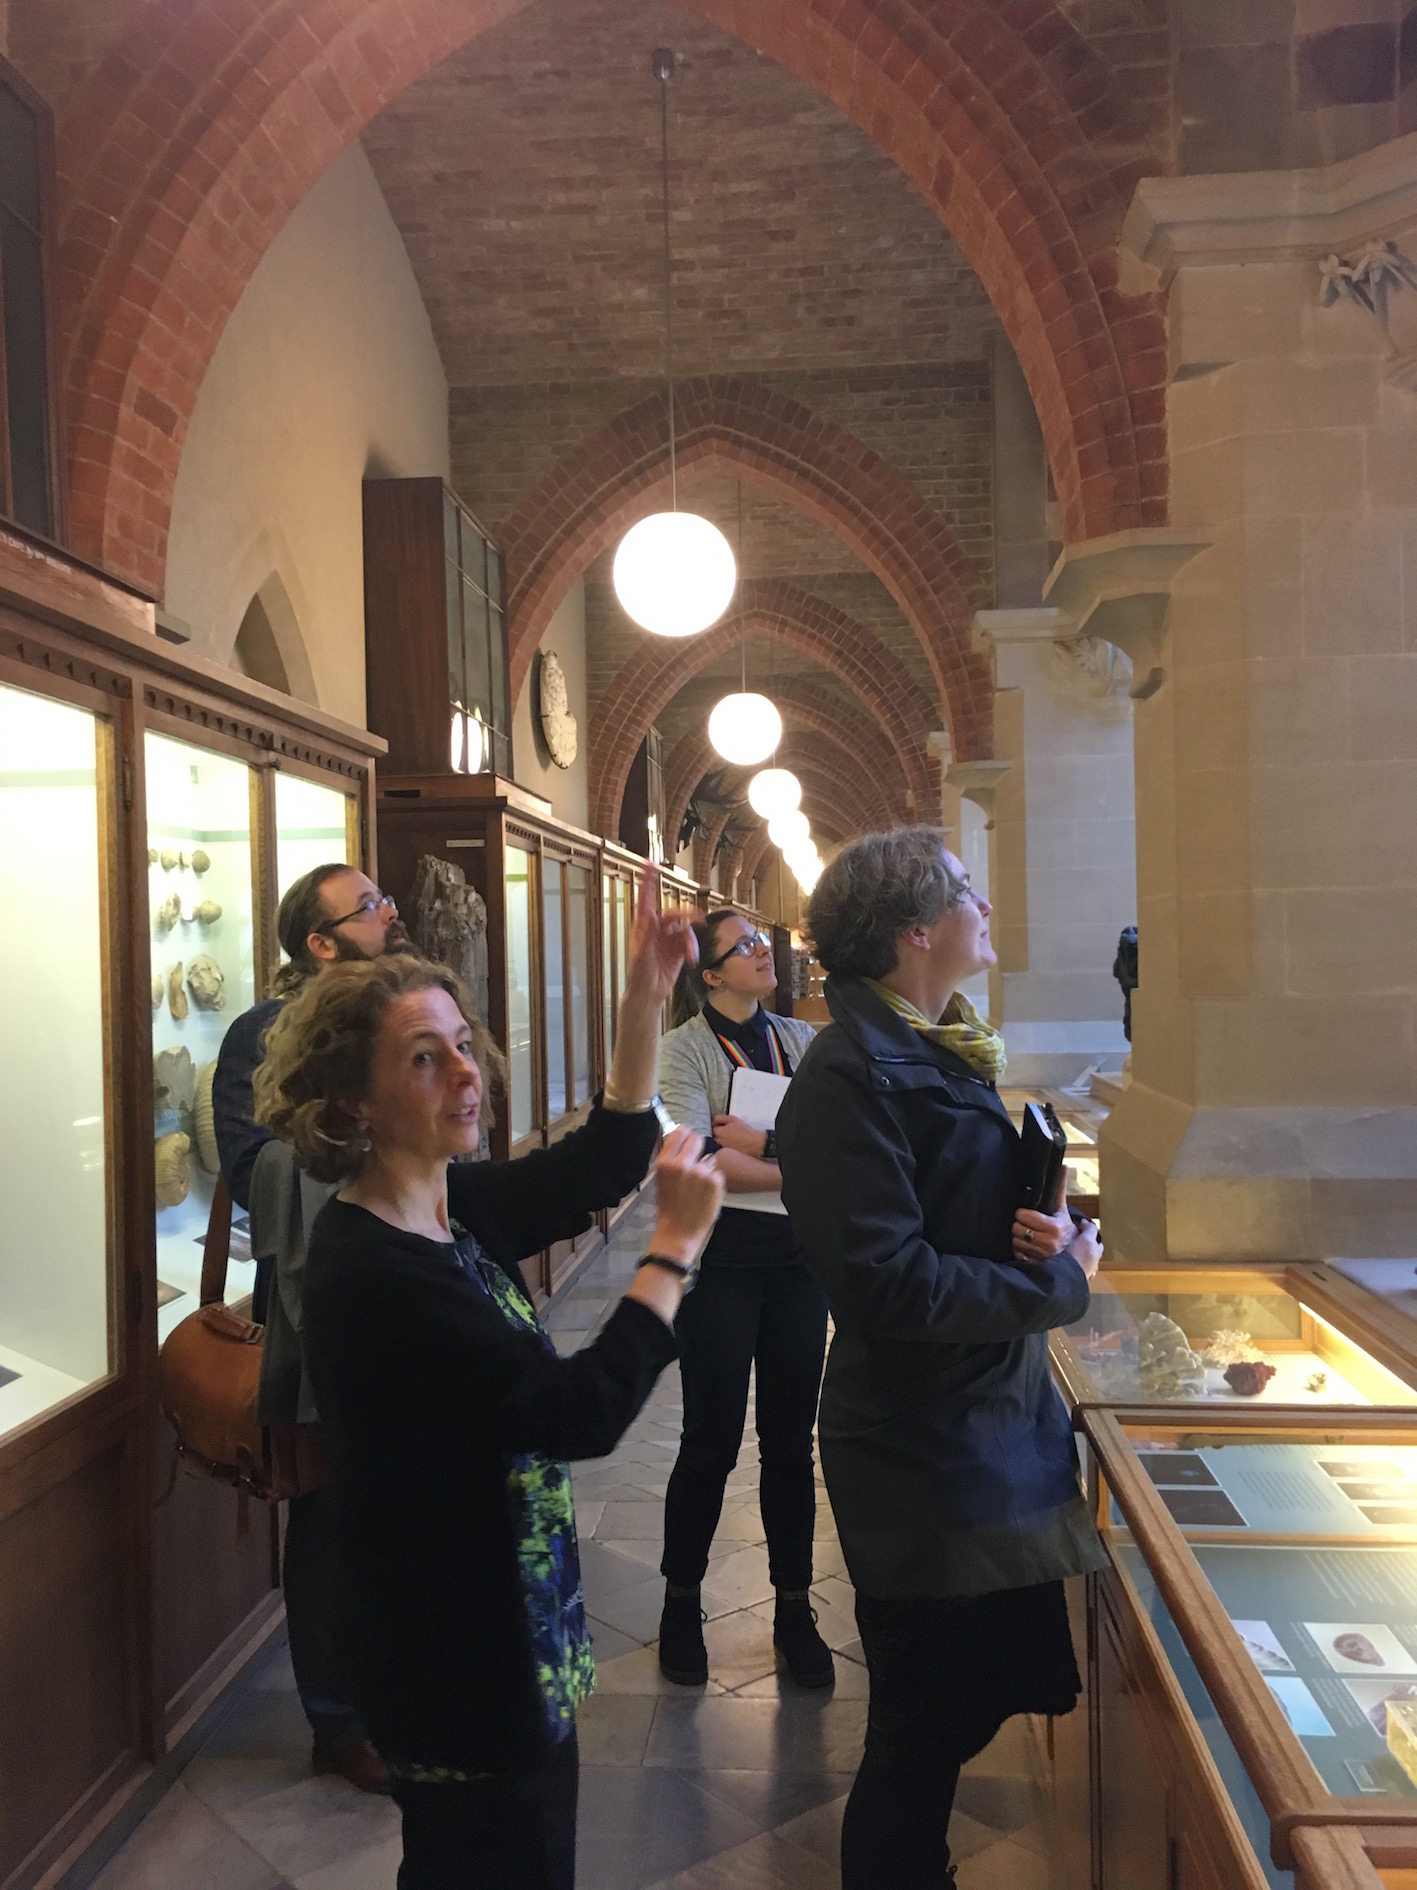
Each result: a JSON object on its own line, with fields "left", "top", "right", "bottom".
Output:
{"left": 1334, "top": 1632, "right": 1384, "bottom": 1667}
{"left": 151, "top": 973, "right": 163, "bottom": 1008}
{"left": 153, "top": 1045, "right": 195, "bottom": 1124}
{"left": 154, "top": 1131, "right": 191, "bottom": 1208}
{"left": 1305, "top": 1371, "right": 1328, "bottom": 1394}
{"left": 1223, "top": 1359, "right": 1277, "bottom": 1397}
{"left": 1202, "top": 1329, "right": 1261, "bottom": 1368}
{"left": 160, "top": 848, "right": 179, "bottom": 872}
{"left": 179, "top": 852, "right": 190, "bottom": 870}
{"left": 193, "top": 898, "right": 222, "bottom": 925}
{"left": 193, "top": 1059, "right": 220, "bottom": 1173}
{"left": 191, "top": 848, "right": 211, "bottom": 875}
{"left": 1137, "top": 1313, "right": 1206, "bottom": 1399}
{"left": 154, "top": 893, "right": 182, "bottom": 934}
{"left": 167, "top": 961, "right": 188, "bottom": 1020}
{"left": 186, "top": 953, "right": 225, "bottom": 1010}
{"left": 408, "top": 853, "right": 490, "bottom": 1022}
{"left": 148, "top": 847, "right": 158, "bottom": 865}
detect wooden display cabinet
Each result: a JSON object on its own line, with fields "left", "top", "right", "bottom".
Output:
{"left": 374, "top": 773, "right": 686, "bottom": 1303}
{"left": 1051, "top": 1263, "right": 1417, "bottom": 1423}
{"left": 1062, "top": 1408, "right": 1417, "bottom": 1890}
{"left": 0, "top": 522, "right": 382, "bottom": 1890}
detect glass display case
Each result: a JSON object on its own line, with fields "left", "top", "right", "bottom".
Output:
{"left": 145, "top": 731, "right": 259, "bottom": 1341}
{"left": 274, "top": 767, "right": 355, "bottom": 898}
{"left": 1081, "top": 1409, "right": 1417, "bottom": 1888}
{"left": 1051, "top": 1265, "right": 1417, "bottom": 1417}
{"left": 0, "top": 679, "right": 112, "bottom": 1439}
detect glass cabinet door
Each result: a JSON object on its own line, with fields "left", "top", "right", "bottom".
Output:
{"left": 0, "top": 682, "right": 112, "bottom": 1437}
{"left": 601, "top": 872, "right": 614, "bottom": 1072}
{"left": 504, "top": 845, "right": 535, "bottom": 1141}
{"left": 567, "top": 865, "right": 590, "bottom": 1108}
{"left": 543, "top": 859, "right": 566, "bottom": 1122}
{"left": 145, "top": 732, "right": 258, "bottom": 1339}
{"left": 274, "top": 771, "right": 354, "bottom": 898}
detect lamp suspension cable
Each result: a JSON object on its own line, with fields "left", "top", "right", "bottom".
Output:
{"left": 657, "top": 46, "right": 677, "bottom": 510}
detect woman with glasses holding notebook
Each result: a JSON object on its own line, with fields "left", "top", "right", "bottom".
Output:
{"left": 655, "top": 911, "right": 832, "bottom": 1688}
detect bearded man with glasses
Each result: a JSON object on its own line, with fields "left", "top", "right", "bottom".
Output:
{"left": 210, "top": 864, "right": 418, "bottom": 1796}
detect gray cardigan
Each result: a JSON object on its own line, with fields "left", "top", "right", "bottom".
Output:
{"left": 250, "top": 1138, "right": 336, "bottom": 1425}
{"left": 658, "top": 1009, "right": 817, "bottom": 1135}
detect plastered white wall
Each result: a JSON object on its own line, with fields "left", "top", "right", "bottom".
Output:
{"left": 165, "top": 142, "right": 449, "bottom": 725}
{"left": 511, "top": 582, "right": 590, "bottom": 831}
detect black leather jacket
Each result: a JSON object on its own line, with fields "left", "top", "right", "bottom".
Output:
{"left": 777, "top": 976, "right": 1104, "bottom": 1600}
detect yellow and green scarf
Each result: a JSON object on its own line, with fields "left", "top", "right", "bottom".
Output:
{"left": 866, "top": 978, "right": 1007, "bottom": 1083}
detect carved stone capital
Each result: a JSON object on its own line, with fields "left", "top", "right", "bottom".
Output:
{"left": 972, "top": 607, "right": 1076, "bottom": 648}
{"left": 1042, "top": 530, "right": 1210, "bottom": 700}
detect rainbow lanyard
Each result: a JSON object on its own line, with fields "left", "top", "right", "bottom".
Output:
{"left": 714, "top": 1019, "right": 789, "bottom": 1076}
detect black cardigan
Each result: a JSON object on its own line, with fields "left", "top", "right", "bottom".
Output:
{"left": 777, "top": 977, "right": 1103, "bottom": 1601}
{"left": 302, "top": 1104, "right": 671, "bottom": 1772}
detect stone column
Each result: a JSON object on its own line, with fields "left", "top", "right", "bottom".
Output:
{"left": 1087, "top": 139, "right": 1417, "bottom": 1262}
{"left": 973, "top": 609, "right": 1138, "bottom": 1087}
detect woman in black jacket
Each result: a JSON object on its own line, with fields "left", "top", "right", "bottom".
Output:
{"left": 254, "top": 891, "right": 724, "bottom": 1890}
{"left": 776, "top": 827, "right": 1104, "bottom": 1890}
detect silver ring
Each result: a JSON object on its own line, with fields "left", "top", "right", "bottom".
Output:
{"left": 1023, "top": 1229, "right": 1033, "bottom": 1243}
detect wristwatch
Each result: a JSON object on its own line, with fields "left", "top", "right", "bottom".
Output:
{"left": 761, "top": 1127, "right": 778, "bottom": 1163}
{"left": 637, "top": 1252, "right": 699, "bottom": 1289}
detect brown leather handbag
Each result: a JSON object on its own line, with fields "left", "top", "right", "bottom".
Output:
{"left": 158, "top": 1178, "right": 327, "bottom": 1503}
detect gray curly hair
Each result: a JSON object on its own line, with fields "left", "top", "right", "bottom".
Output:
{"left": 805, "top": 827, "right": 967, "bottom": 978}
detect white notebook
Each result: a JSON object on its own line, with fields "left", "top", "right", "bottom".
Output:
{"left": 725, "top": 1067, "right": 792, "bottom": 1216}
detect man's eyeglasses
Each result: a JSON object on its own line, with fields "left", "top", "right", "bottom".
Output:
{"left": 318, "top": 892, "right": 396, "bottom": 933}
{"left": 705, "top": 929, "right": 772, "bottom": 971}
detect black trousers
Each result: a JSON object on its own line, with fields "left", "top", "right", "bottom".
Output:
{"left": 841, "top": 1583, "right": 1080, "bottom": 1889}
{"left": 661, "top": 1260, "right": 828, "bottom": 1592}
{"left": 283, "top": 1484, "right": 365, "bottom": 1753}
{"left": 392, "top": 1733, "right": 579, "bottom": 1890}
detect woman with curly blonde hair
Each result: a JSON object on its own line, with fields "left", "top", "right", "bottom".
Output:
{"left": 255, "top": 887, "right": 723, "bottom": 1890}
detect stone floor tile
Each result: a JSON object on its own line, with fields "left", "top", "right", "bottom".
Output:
{"left": 709, "top": 1503, "right": 769, "bottom": 1542}
{"left": 576, "top": 1498, "right": 606, "bottom": 1537}
{"left": 694, "top": 1767, "right": 851, "bottom": 1835}
{"left": 576, "top": 1692, "right": 658, "bottom": 1767}
{"left": 592, "top": 1643, "right": 728, "bottom": 1697}
{"left": 551, "top": 1328, "right": 590, "bottom": 1355}
{"left": 292, "top": 1832, "right": 404, "bottom": 1890}
{"left": 700, "top": 1605, "right": 780, "bottom": 1690}
{"left": 953, "top": 1770, "right": 1048, "bottom": 1833}
{"left": 646, "top": 1694, "right": 866, "bottom": 1775}
{"left": 222, "top": 1774, "right": 400, "bottom": 1882}
{"left": 580, "top": 1538, "right": 665, "bottom": 1601}
{"left": 647, "top": 1826, "right": 840, "bottom": 1888}
{"left": 948, "top": 1809, "right": 1005, "bottom": 1864}
{"left": 89, "top": 1784, "right": 288, "bottom": 1890}
{"left": 595, "top": 1499, "right": 668, "bottom": 1538}
{"left": 594, "top": 1534, "right": 664, "bottom": 1571}
{"left": 587, "top": 1615, "right": 642, "bottom": 1662}
{"left": 772, "top": 1788, "right": 846, "bottom": 1863}
{"left": 701, "top": 1543, "right": 775, "bottom": 1610}
{"left": 736, "top": 1651, "right": 867, "bottom": 1699}
{"left": 954, "top": 1834, "right": 1057, "bottom": 1889}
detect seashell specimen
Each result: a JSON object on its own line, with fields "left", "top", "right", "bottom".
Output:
{"left": 151, "top": 973, "right": 163, "bottom": 1008}
{"left": 148, "top": 847, "right": 158, "bottom": 865}
{"left": 1223, "top": 1359, "right": 1277, "bottom": 1397}
{"left": 1334, "top": 1632, "right": 1384, "bottom": 1667}
{"left": 160, "top": 848, "right": 179, "bottom": 871}
{"left": 1137, "top": 1312, "right": 1207, "bottom": 1399}
{"left": 153, "top": 1045, "right": 195, "bottom": 1124}
{"left": 1305, "top": 1371, "right": 1328, "bottom": 1394}
{"left": 193, "top": 898, "right": 222, "bottom": 925}
{"left": 154, "top": 1131, "right": 191, "bottom": 1209}
{"left": 179, "top": 852, "right": 190, "bottom": 870}
{"left": 193, "top": 1059, "right": 221, "bottom": 1174}
{"left": 167, "top": 961, "right": 188, "bottom": 1020}
{"left": 154, "top": 892, "right": 181, "bottom": 934}
{"left": 186, "top": 953, "right": 225, "bottom": 1010}
{"left": 191, "top": 848, "right": 211, "bottom": 875}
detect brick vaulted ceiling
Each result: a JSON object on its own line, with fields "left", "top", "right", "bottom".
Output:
{"left": 359, "top": 0, "right": 1001, "bottom": 850}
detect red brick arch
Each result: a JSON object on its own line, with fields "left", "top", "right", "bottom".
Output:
{"left": 590, "top": 578, "right": 936, "bottom": 840}
{"left": 501, "top": 379, "right": 989, "bottom": 747}
{"left": 54, "top": 0, "right": 1164, "bottom": 612}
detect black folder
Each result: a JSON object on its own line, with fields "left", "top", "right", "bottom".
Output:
{"left": 1019, "top": 1100, "right": 1068, "bottom": 1211}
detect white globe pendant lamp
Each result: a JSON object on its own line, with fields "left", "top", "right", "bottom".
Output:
{"left": 747, "top": 766, "right": 801, "bottom": 820}
{"left": 613, "top": 513, "right": 736, "bottom": 637}
{"left": 708, "top": 691, "right": 782, "bottom": 767}
{"left": 769, "top": 807, "right": 811, "bottom": 850}
{"left": 612, "top": 48, "right": 736, "bottom": 639}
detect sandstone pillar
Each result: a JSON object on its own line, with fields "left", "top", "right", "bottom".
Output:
{"left": 1089, "top": 140, "right": 1417, "bottom": 1261}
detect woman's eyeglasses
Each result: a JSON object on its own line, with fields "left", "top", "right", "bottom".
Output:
{"left": 705, "top": 929, "right": 772, "bottom": 971}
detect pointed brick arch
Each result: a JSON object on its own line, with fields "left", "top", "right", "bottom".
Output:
{"left": 54, "top": 0, "right": 1164, "bottom": 616}
{"left": 590, "top": 579, "right": 936, "bottom": 841}
{"left": 500, "top": 378, "right": 989, "bottom": 749}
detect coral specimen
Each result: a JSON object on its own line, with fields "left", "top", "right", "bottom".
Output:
{"left": 1223, "top": 1359, "right": 1277, "bottom": 1397}
{"left": 167, "top": 961, "right": 188, "bottom": 1020}
{"left": 1202, "top": 1329, "right": 1261, "bottom": 1368}
{"left": 186, "top": 953, "right": 225, "bottom": 1010}
{"left": 1137, "top": 1313, "right": 1206, "bottom": 1398}
{"left": 154, "top": 1131, "right": 191, "bottom": 1208}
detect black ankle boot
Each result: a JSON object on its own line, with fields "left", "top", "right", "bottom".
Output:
{"left": 658, "top": 1588, "right": 708, "bottom": 1685}
{"left": 773, "top": 1594, "right": 835, "bottom": 1687}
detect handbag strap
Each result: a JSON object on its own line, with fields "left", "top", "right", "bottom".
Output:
{"left": 199, "top": 1176, "right": 233, "bottom": 1306}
